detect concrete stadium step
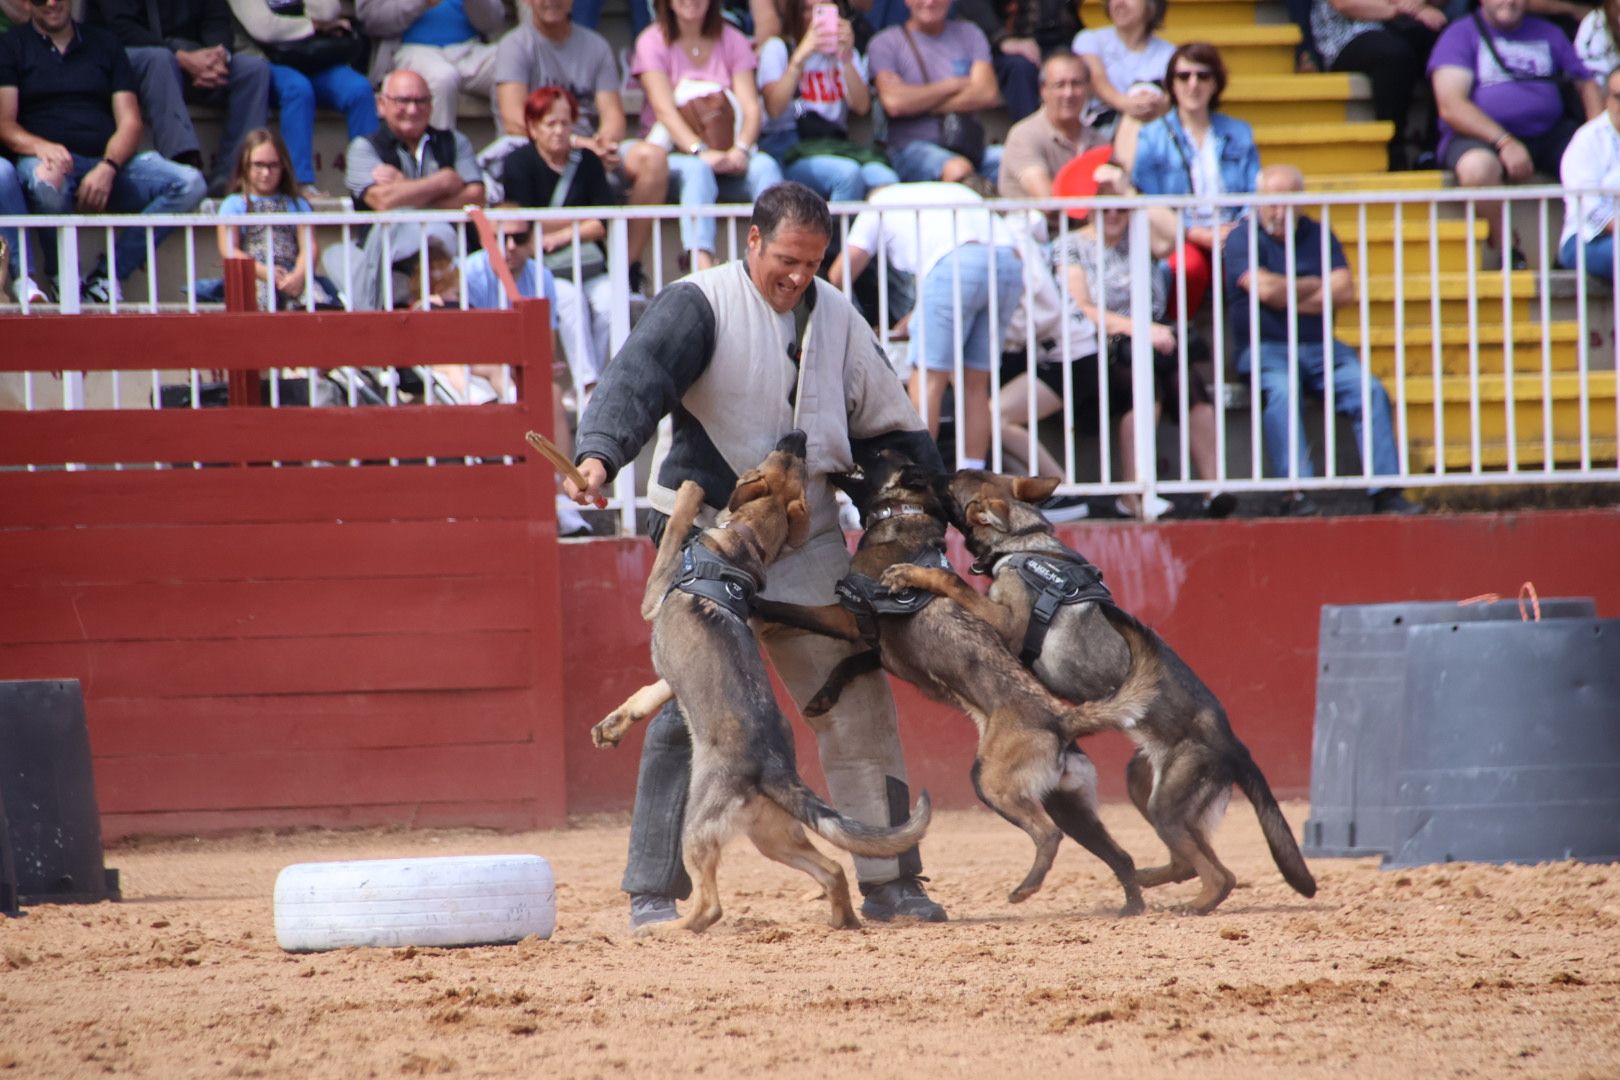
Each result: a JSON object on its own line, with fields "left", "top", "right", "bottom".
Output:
{"left": 1400, "top": 370, "right": 1619, "bottom": 470}
{"left": 1160, "top": 25, "right": 1302, "bottom": 73}
{"left": 1080, "top": 0, "right": 1293, "bottom": 33}
{"left": 1223, "top": 73, "right": 1373, "bottom": 126}
{"left": 1254, "top": 121, "right": 1394, "bottom": 175}
{"left": 1343, "top": 322, "right": 1585, "bottom": 376}
{"left": 1306, "top": 171, "right": 1451, "bottom": 192}
{"left": 1363, "top": 271, "right": 1540, "bottom": 322}
{"left": 1334, "top": 218, "right": 1490, "bottom": 276}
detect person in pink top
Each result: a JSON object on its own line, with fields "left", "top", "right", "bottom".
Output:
{"left": 632, "top": 0, "right": 784, "bottom": 269}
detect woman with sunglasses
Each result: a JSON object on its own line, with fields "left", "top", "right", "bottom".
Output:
{"left": 1129, "top": 41, "right": 1259, "bottom": 319}
{"left": 631, "top": 0, "right": 784, "bottom": 270}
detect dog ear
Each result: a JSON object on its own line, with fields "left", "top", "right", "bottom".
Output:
{"left": 728, "top": 469, "right": 768, "bottom": 512}
{"left": 1011, "top": 476, "right": 1060, "bottom": 504}
{"left": 784, "top": 495, "right": 811, "bottom": 548}
{"left": 966, "top": 496, "right": 1011, "bottom": 531}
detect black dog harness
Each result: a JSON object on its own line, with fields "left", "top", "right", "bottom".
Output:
{"left": 979, "top": 552, "right": 1113, "bottom": 666}
{"left": 835, "top": 545, "right": 951, "bottom": 648}
{"left": 669, "top": 541, "right": 762, "bottom": 623}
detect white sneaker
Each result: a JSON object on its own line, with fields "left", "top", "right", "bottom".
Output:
{"left": 16, "top": 275, "right": 50, "bottom": 304}
{"left": 83, "top": 276, "right": 121, "bottom": 304}
{"left": 556, "top": 495, "right": 592, "bottom": 538}
{"left": 1115, "top": 493, "right": 1174, "bottom": 519}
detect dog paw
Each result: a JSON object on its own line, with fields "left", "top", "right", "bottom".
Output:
{"left": 879, "top": 565, "right": 921, "bottom": 592}
{"left": 803, "top": 695, "right": 834, "bottom": 719}
{"left": 1007, "top": 886, "right": 1037, "bottom": 904}
{"left": 1118, "top": 892, "right": 1146, "bottom": 917}
{"left": 591, "top": 714, "right": 631, "bottom": 748}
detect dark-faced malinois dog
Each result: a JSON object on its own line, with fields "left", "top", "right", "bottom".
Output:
{"left": 882, "top": 470, "right": 1317, "bottom": 914}
{"left": 591, "top": 432, "right": 931, "bottom": 934}
{"left": 759, "top": 450, "right": 1160, "bottom": 915}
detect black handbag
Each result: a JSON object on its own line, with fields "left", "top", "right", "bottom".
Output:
{"left": 261, "top": 27, "right": 369, "bottom": 76}
{"left": 900, "top": 26, "right": 986, "bottom": 166}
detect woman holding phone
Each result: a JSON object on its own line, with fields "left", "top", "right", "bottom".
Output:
{"left": 756, "top": 0, "right": 898, "bottom": 202}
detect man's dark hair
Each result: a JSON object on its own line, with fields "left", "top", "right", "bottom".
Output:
{"left": 751, "top": 182, "right": 832, "bottom": 245}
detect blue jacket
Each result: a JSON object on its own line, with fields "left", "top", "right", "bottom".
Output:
{"left": 1131, "top": 111, "right": 1260, "bottom": 224}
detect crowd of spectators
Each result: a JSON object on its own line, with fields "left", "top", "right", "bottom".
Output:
{"left": 0, "top": 0, "right": 1614, "bottom": 517}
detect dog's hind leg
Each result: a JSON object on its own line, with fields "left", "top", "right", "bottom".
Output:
{"left": 747, "top": 805, "right": 861, "bottom": 930}
{"left": 1043, "top": 760, "right": 1143, "bottom": 917}
{"left": 1181, "top": 823, "right": 1237, "bottom": 915}
{"left": 643, "top": 778, "right": 740, "bottom": 935}
{"left": 1125, "top": 750, "right": 1197, "bottom": 890}
{"left": 971, "top": 749, "right": 1064, "bottom": 904}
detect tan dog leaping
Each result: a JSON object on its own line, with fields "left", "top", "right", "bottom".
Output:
{"left": 593, "top": 431, "right": 931, "bottom": 934}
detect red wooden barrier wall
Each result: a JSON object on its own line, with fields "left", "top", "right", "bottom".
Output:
{"left": 0, "top": 307, "right": 569, "bottom": 838}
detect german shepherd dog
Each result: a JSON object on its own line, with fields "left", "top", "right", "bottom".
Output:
{"left": 758, "top": 450, "right": 1161, "bottom": 915}
{"left": 881, "top": 470, "right": 1317, "bottom": 914}
{"left": 590, "top": 432, "right": 931, "bottom": 934}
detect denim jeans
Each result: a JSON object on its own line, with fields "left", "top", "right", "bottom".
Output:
{"left": 17, "top": 151, "right": 206, "bottom": 281}
{"left": 888, "top": 139, "right": 1003, "bottom": 186}
{"left": 270, "top": 63, "right": 379, "bottom": 186}
{"left": 1236, "top": 339, "right": 1400, "bottom": 484}
{"left": 666, "top": 150, "right": 784, "bottom": 256}
{"left": 0, "top": 157, "right": 26, "bottom": 279}
{"left": 910, "top": 243, "right": 1024, "bottom": 373}
{"left": 759, "top": 130, "right": 899, "bottom": 203}
{"left": 1559, "top": 232, "right": 1617, "bottom": 282}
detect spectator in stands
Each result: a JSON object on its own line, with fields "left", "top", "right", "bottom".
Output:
{"left": 1057, "top": 176, "right": 1229, "bottom": 519}
{"left": 955, "top": 0, "right": 1080, "bottom": 123}
{"left": 829, "top": 181, "right": 1024, "bottom": 473}
{"left": 1310, "top": 0, "right": 1445, "bottom": 171}
{"left": 1131, "top": 41, "right": 1259, "bottom": 319}
{"left": 94, "top": 0, "right": 271, "bottom": 195}
{"left": 1223, "top": 165, "right": 1420, "bottom": 517}
{"left": 503, "top": 86, "right": 613, "bottom": 399}
{"left": 357, "top": 0, "right": 505, "bottom": 134}
{"left": 225, "top": 0, "right": 377, "bottom": 197}
{"left": 0, "top": 157, "right": 36, "bottom": 302}
{"left": 999, "top": 52, "right": 1107, "bottom": 201}
{"left": 631, "top": 0, "right": 782, "bottom": 270}
{"left": 216, "top": 128, "right": 333, "bottom": 309}
{"left": 1429, "top": 0, "right": 1601, "bottom": 266}
{"left": 333, "top": 69, "right": 485, "bottom": 310}
{"left": 867, "top": 0, "right": 1002, "bottom": 187}
{"left": 0, "top": 0, "right": 206, "bottom": 303}
{"left": 756, "top": 0, "right": 897, "bottom": 202}
{"left": 1575, "top": 0, "right": 1620, "bottom": 82}
{"left": 1073, "top": 0, "right": 1175, "bottom": 173}
{"left": 494, "top": 0, "right": 668, "bottom": 278}
{"left": 1558, "top": 64, "right": 1620, "bottom": 279}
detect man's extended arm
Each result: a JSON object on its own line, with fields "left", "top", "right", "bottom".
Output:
{"left": 573, "top": 282, "right": 717, "bottom": 479}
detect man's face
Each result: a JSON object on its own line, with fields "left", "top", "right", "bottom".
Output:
{"left": 1255, "top": 178, "right": 1300, "bottom": 238}
{"left": 747, "top": 222, "right": 829, "bottom": 313}
{"left": 29, "top": 0, "right": 73, "bottom": 36}
{"left": 1479, "top": 0, "right": 1525, "bottom": 30}
{"left": 1040, "top": 59, "right": 1090, "bottom": 125}
{"left": 378, "top": 74, "right": 433, "bottom": 144}
{"left": 907, "top": 0, "right": 950, "bottom": 29}
{"left": 503, "top": 225, "right": 536, "bottom": 275}
{"left": 528, "top": 0, "right": 571, "bottom": 29}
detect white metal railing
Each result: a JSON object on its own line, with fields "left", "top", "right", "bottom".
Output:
{"left": 2, "top": 185, "right": 1616, "bottom": 525}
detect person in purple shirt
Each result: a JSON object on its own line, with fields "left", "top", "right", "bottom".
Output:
{"left": 1428, "top": 0, "right": 1600, "bottom": 263}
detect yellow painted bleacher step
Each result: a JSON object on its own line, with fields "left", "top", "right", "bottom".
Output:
{"left": 1223, "top": 73, "right": 1372, "bottom": 126}
{"left": 1364, "top": 271, "right": 1540, "bottom": 322}
{"left": 1254, "top": 121, "right": 1394, "bottom": 175}
{"left": 1335, "top": 219, "right": 1489, "bottom": 275}
{"left": 1340, "top": 322, "right": 1584, "bottom": 376}
{"left": 1161, "top": 25, "right": 1302, "bottom": 73}
{"left": 1401, "top": 371, "right": 1618, "bottom": 469}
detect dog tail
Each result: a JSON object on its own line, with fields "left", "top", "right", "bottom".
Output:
{"left": 1059, "top": 607, "right": 1163, "bottom": 740}
{"left": 761, "top": 771, "right": 932, "bottom": 858}
{"left": 1233, "top": 751, "right": 1318, "bottom": 898}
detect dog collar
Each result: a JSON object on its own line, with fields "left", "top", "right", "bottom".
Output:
{"left": 865, "top": 503, "right": 929, "bottom": 524}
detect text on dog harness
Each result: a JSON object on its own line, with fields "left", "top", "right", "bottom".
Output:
{"left": 994, "top": 553, "right": 1113, "bottom": 666}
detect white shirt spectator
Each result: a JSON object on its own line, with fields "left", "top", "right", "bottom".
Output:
{"left": 1559, "top": 109, "right": 1620, "bottom": 250}
{"left": 844, "top": 181, "right": 1018, "bottom": 281}
{"left": 1070, "top": 26, "right": 1174, "bottom": 106}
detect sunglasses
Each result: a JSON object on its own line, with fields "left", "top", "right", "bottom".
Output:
{"left": 27, "top": 0, "right": 68, "bottom": 8}
{"left": 1172, "top": 69, "right": 1215, "bottom": 83}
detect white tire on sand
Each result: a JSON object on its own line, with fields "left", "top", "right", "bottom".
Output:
{"left": 273, "top": 854, "right": 556, "bottom": 952}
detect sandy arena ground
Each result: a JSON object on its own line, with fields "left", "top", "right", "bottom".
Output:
{"left": 3, "top": 802, "right": 1617, "bottom": 1079}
